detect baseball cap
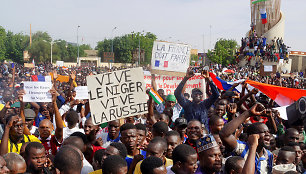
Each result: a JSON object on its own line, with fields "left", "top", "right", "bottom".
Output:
{"left": 192, "top": 88, "right": 203, "bottom": 95}
{"left": 175, "top": 117, "right": 187, "bottom": 127}
{"left": 166, "top": 94, "right": 176, "bottom": 103}
{"left": 24, "top": 109, "right": 36, "bottom": 120}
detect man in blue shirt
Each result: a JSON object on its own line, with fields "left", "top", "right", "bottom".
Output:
{"left": 174, "top": 69, "right": 219, "bottom": 129}
{"left": 220, "top": 104, "right": 273, "bottom": 174}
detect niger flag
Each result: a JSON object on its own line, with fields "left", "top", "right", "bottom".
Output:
{"left": 246, "top": 80, "right": 306, "bottom": 106}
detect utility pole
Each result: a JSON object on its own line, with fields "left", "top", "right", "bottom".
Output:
{"left": 77, "top": 26, "right": 80, "bottom": 66}
{"left": 202, "top": 34, "right": 205, "bottom": 65}
{"left": 209, "top": 25, "right": 212, "bottom": 50}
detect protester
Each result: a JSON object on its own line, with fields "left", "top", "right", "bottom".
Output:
{"left": 0, "top": 61, "right": 305, "bottom": 174}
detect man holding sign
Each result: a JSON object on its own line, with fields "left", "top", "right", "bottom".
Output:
{"left": 86, "top": 68, "right": 148, "bottom": 125}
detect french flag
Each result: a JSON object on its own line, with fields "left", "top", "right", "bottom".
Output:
{"left": 260, "top": 8, "right": 267, "bottom": 24}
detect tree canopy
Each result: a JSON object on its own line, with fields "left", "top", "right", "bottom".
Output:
{"left": 207, "top": 38, "right": 238, "bottom": 65}
{"left": 96, "top": 32, "right": 157, "bottom": 64}
{"left": 0, "top": 26, "right": 91, "bottom": 63}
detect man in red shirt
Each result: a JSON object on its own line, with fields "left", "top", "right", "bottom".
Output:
{"left": 38, "top": 88, "right": 63, "bottom": 156}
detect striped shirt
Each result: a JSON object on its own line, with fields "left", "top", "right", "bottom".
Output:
{"left": 234, "top": 140, "right": 273, "bottom": 174}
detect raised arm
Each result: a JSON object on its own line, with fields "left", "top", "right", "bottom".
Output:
{"left": 242, "top": 134, "right": 259, "bottom": 174}
{"left": 0, "top": 116, "right": 20, "bottom": 155}
{"left": 201, "top": 70, "right": 219, "bottom": 107}
{"left": 174, "top": 68, "right": 194, "bottom": 108}
{"left": 17, "top": 90, "right": 30, "bottom": 135}
{"left": 50, "top": 88, "right": 63, "bottom": 142}
{"left": 219, "top": 103, "right": 264, "bottom": 151}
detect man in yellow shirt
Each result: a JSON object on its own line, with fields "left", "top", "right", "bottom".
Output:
{"left": 0, "top": 115, "right": 40, "bottom": 155}
{"left": 134, "top": 137, "right": 173, "bottom": 174}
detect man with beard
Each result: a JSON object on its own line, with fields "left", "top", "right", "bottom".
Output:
{"left": 220, "top": 104, "right": 274, "bottom": 174}
{"left": 195, "top": 134, "right": 222, "bottom": 174}
{"left": 174, "top": 69, "right": 219, "bottom": 129}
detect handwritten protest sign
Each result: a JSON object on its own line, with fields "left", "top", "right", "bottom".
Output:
{"left": 151, "top": 41, "right": 191, "bottom": 77}
{"left": 86, "top": 67, "right": 148, "bottom": 125}
{"left": 75, "top": 86, "right": 89, "bottom": 99}
{"left": 23, "top": 82, "right": 52, "bottom": 102}
{"left": 143, "top": 71, "right": 206, "bottom": 98}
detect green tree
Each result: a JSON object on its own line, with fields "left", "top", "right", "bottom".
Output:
{"left": 0, "top": 26, "right": 6, "bottom": 61}
{"left": 96, "top": 32, "right": 156, "bottom": 64}
{"left": 5, "top": 31, "right": 29, "bottom": 63}
{"left": 207, "top": 38, "right": 238, "bottom": 65}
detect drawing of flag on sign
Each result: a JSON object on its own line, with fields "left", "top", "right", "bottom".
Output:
{"left": 155, "top": 60, "right": 160, "bottom": 67}
{"left": 251, "top": 0, "right": 269, "bottom": 4}
{"left": 149, "top": 88, "right": 164, "bottom": 104}
{"left": 164, "top": 61, "right": 168, "bottom": 68}
{"left": 260, "top": 8, "right": 267, "bottom": 24}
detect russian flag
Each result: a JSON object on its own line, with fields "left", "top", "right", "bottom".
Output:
{"left": 260, "top": 8, "right": 267, "bottom": 24}
{"left": 209, "top": 72, "right": 239, "bottom": 91}
{"left": 246, "top": 80, "right": 306, "bottom": 106}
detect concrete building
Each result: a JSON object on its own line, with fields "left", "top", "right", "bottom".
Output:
{"left": 290, "top": 51, "right": 306, "bottom": 72}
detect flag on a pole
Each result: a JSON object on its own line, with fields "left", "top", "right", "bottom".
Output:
{"left": 246, "top": 80, "right": 306, "bottom": 106}
{"left": 260, "top": 8, "right": 268, "bottom": 24}
{"left": 149, "top": 88, "right": 163, "bottom": 104}
{"left": 252, "top": 0, "right": 269, "bottom": 4}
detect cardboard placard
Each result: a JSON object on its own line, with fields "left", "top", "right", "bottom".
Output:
{"left": 86, "top": 67, "right": 148, "bottom": 125}
{"left": 23, "top": 82, "right": 52, "bottom": 102}
{"left": 143, "top": 71, "right": 206, "bottom": 98}
{"left": 24, "top": 63, "right": 35, "bottom": 68}
{"left": 75, "top": 86, "right": 89, "bottom": 99}
{"left": 151, "top": 41, "right": 191, "bottom": 77}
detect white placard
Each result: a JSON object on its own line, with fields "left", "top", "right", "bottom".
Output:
{"left": 143, "top": 71, "right": 206, "bottom": 98}
{"left": 86, "top": 68, "right": 148, "bottom": 125}
{"left": 23, "top": 82, "right": 52, "bottom": 102}
{"left": 56, "top": 61, "right": 64, "bottom": 67}
{"left": 75, "top": 86, "right": 89, "bottom": 99}
{"left": 264, "top": 65, "right": 273, "bottom": 72}
{"left": 151, "top": 41, "right": 191, "bottom": 73}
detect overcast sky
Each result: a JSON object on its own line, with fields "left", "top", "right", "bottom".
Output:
{"left": 1, "top": 0, "right": 305, "bottom": 52}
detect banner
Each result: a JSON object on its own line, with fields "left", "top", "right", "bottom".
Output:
{"left": 143, "top": 71, "right": 206, "bottom": 98}
{"left": 75, "top": 86, "right": 89, "bottom": 99}
{"left": 23, "top": 82, "right": 52, "bottom": 102}
{"left": 87, "top": 68, "right": 148, "bottom": 125}
{"left": 151, "top": 41, "right": 191, "bottom": 77}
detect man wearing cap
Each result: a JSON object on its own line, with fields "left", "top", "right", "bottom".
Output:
{"left": 174, "top": 69, "right": 219, "bottom": 129}
{"left": 195, "top": 134, "right": 223, "bottom": 174}
{"left": 156, "top": 94, "right": 182, "bottom": 123}
{"left": 24, "top": 109, "right": 39, "bottom": 137}
{"left": 174, "top": 118, "right": 188, "bottom": 143}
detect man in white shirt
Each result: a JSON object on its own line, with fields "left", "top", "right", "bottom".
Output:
{"left": 63, "top": 110, "right": 84, "bottom": 140}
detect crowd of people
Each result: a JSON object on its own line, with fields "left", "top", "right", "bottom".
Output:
{"left": 239, "top": 26, "right": 290, "bottom": 63}
{"left": 0, "top": 61, "right": 305, "bottom": 174}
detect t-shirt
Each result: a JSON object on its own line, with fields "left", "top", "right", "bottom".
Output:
{"left": 96, "top": 133, "right": 121, "bottom": 148}
{"left": 63, "top": 127, "right": 84, "bottom": 140}
{"left": 39, "top": 135, "right": 62, "bottom": 156}
{"left": 89, "top": 169, "right": 102, "bottom": 174}
{"left": 125, "top": 150, "right": 147, "bottom": 169}
{"left": 0, "top": 134, "right": 41, "bottom": 154}
{"left": 134, "top": 157, "right": 173, "bottom": 174}
{"left": 166, "top": 165, "right": 175, "bottom": 174}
